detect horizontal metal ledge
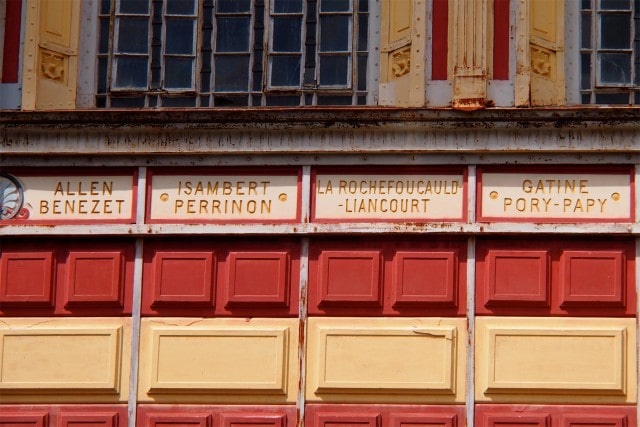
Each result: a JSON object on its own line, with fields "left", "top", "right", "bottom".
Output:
{"left": 0, "top": 222, "right": 636, "bottom": 237}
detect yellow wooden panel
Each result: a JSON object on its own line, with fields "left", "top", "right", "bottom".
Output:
{"left": 530, "top": 0, "right": 556, "bottom": 44}
{"left": 389, "top": 0, "right": 412, "bottom": 43}
{"left": 138, "top": 318, "right": 299, "bottom": 403}
{"left": 306, "top": 317, "right": 466, "bottom": 403}
{"left": 476, "top": 317, "right": 637, "bottom": 404}
{"left": 39, "top": 0, "right": 72, "bottom": 49}
{"left": 0, "top": 318, "right": 131, "bottom": 403}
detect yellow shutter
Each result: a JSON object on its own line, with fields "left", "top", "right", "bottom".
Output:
{"left": 379, "top": 0, "right": 426, "bottom": 106}
{"left": 529, "top": 0, "right": 565, "bottom": 106}
{"left": 22, "top": 0, "right": 81, "bottom": 110}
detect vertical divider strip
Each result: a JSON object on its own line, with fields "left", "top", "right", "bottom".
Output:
{"left": 297, "top": 165, "right": 311, "bottom": 427}
{"left": 635, "top": 164, "right": 639, "bottom": 427}
{"left": 128, "top": 166, "right": 146, "bottom": 427}
{"left": 466, "top": 165, "right": 476, "bottom": 427}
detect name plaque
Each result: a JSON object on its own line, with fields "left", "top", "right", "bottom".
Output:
{"left": 313, "top": 171, "right": 466, "bottom": 221}
{"left": 148, "top": 173, "right": 300, "bottom": 222}
{"left": 0, "top": 172, "right": 136, "bottom": 223}
{"left": 479, "top": 170, "right": 633, "bottom": 222}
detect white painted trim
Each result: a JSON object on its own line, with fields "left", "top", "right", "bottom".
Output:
{"left": 77, "top": 0, "right": 99, "bottom": 108}
{"left": 128, "top": 238, "right": 144, "bottom": 427}
{"left": 297, "top": 237, "right": 309, "bottom": 427}
{"left": 466, "top": 236, "right": 476, "bottom": 427}
{"left": 565, "top": 0, "right": 581, "bottom": 105}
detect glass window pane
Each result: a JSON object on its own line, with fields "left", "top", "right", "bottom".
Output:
{"left": 359, "top": 0, "right": 369, "bottom": 12}
{"left": 164, "top": 57, "right": 194, "bottom": 88}
{"left": 110, "top": 96, "right": 146, "bottom": 107}
{"left": 317, "top": 95, "right": 353, "bottom": 105}
{"left": 270, "top": 55, "right": 301, "bottom": 86}
{"left": 581, "top": 11, "right": 591, "bottom": 48}
{"left": 115, "top": 56, "right": 148, "bottom": 87}
{"left": 214, "top": 55, "right": 250, "bottom": 91}
{"left": 216, "top": 17, "right": 251, "bottom": 52}
{"left": 214, "top": 95, "right": 249, "bottom": 106}
{"left": 101, "top": 0, "right": 112, "bottom": 14}
{"left": 97, "top": 57, "right": 108, "bottom": 93}
{"left": 166, "top": 0, "right": 195, "bottom": 14}
{"left": 319, "top": 55, "right": 349, "bottom": 86}
{"left": 161, "top": 96, "right": 197, "bottom": 106}
{"left": 581, "top": 52, "right": 592, "bottom": 89}
{"left": 165, "top": 20, "right": 195, "bottom": 54}
{"left": 581, "top": 93, "right": 592, "bottom": 103}
{"left": 358, "top": 14, "right": 368, "bottom": 50}
{"left": 117, "top": 18, "right": 149, "bottom": 53}
{"left": 600, "top": 0, "right": 630, "bottom": 9}
{"left": 99, "top": 18, "right": 111, "bottom": 53}
{"left": 119, "top": 0, "right": 148, "bottom": 14}
{"left": 273, "top": 0, "right": 302, "bottom": 13}
{"left": 581, "top": 0, "right": 592, "bottom": 9}
{"left": 217, "top": 0, "right": 250, "bottom": 13}
{"left": 598, "top": 52, "right": 631, "bottom": 84}
{"left": 265, "top": 95, "right": 301, "bottom": 106}
{"left": 357, "top": 54, "right": 367, "bottom": 91}
{"left": 273, "top": 17, "right": 302, "bottom": 52}
{"left": 600, "top": 13, "right": 631, "bottom": 48}
{"left": 595, "top": 92, "right": 630, "bottom": 103}
{"left": 321, "top": 0, "right": 350, "bottom": 12}
{"left": 320, "top": 16, "right": 350, "bottom": 52}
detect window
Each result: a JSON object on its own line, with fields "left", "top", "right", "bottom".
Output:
{"left": 96, "top": 0, "right": 371, "bottom": 107}
{"left": 580, "top": 0, "right": 640, "bottom": 104}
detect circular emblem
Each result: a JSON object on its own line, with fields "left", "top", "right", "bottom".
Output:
{"left": 0, "top": 174, "right": 24, "bottom": 220}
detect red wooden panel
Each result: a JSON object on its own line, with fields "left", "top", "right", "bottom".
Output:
{"left": 475, "top": 404, "right": 635, "bottom": 427}
{"left": 64, "top": 250, "right": 124, "bottom": 307}
{"left": 392, "top": 251, "right": 457, "bottom": 307}
{"left": 2, "top": 0, "right": 22, "bottom": 83}
{"left": 220, "top": 414, "right": 286, "bottom": 427}
{"left": 432, "top": 0, "right": 448, "bottom": 80}
{"left": 146, "top": 414, "right": 211, "bottom": 427}
{"left": 0, "top": 413, "right": 47, "bottom": 427}
{"left": 561, "top": 415, "right": 627, "bottom": 427}
{"left": 485, "top": 250, "right": 549, "bottom": 306}
{"left": 318, "top": 250, "right": 382, "bottom": 307}
{"left": 389, "top": 414, "right": 456, "bottom": 427}
{"left": 59, "top": 412, "right": 118, "bottom": 427}
{"left": 560, "top": 250, "right": 625, "bottom": 307}
{"left": 314, "top": 413, "right": 381, "bottom": 427}
{"left": 0, "top": 250, "right": 54, "bottom": 307}
{"left": 151, "top": 251, "right": 215, "bottom": 307}
{"left": 226, "top": 251, "right": 289, "bottom": 307}
{"left": 493, "top": 0, "right": 510, "bottom": 80}
{"left": 482, "top": 415, "right": 550, "bottom": 427}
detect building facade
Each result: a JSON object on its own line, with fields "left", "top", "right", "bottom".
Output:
{"left": 1, "top": 0, "right": 639, "bottom": 426}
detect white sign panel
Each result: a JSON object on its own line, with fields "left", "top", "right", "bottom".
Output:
{"left": 149, "top": 174, "right": 299, "bottom": 222}
{"left": 314, "top": 173, "right": 465, "bottom": 221}
{"left": 480, "top": 172, "right": 632, "bottom": 221}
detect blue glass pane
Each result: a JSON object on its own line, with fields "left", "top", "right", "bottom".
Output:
{"left": 164, "top": 57, "right": 194, "bottom": 88}
{"left": 317, "top": 95, "right": 353, "bottom": 105}
{"left": 581, "top": 12, "right": 591, "bottom": 48}
{"left": 118, "top": 18, "right": 149, "bottom": 53}
{"left": 111, "top": 97, "right": 146, "bottom": 107}
{"left": 600, "top": 0, "right": 630, "bottom": 9}
{"left": 265, "top": 95, "right": 301, "bottom": 106}
{"left": 319, "top": 55, "right": 349, "bottom": 86}
{"left": 357, "top": 54, "right": 367, "bottom": 91}
{"left": 358, "top": 0, "right": 368, "bottom": 12}
{"left": 599, "top": 52, "right": 631, "bottom": 84}
{"left": 119, "top": 0, "right": 148, "bottom": 14}
{"left": 358, "top": 14, "right": 368, "bottom": 50}
{"left": 167, "top": 0, "right": 195, "bottom": 14}
{"left": 321, "top": 0, "right": 350, "bottom": 12}
{"left": 214, "top": 55, "right": 250, "bottom": 91}
{"left": 581, "top": 0, "right": 591, "bottom": 9}
{"left": 217, "top": 0, "right": 250, "bottom": 13}
{"left": 273, "top": 17, "right": 302, "bottom": 52}
{"left": 97, "top": 57, "right": 108, "bottom": 93}
{"left": 216, "top": 17, "right": 251, "bottom": 52}
{"left": 161, "top": 96, "right": 197, "bottom": 106}
{"left": 99, "top": 18, "right": 111, "bottom": 53}
{"left": 270, "top": 56, "right": 301, "bottom": 86}
{"left": 595, "top": 92, "right": 630, "bottom": 103}
{"left": 274, "top": 0, "right": 302, "bottom": 13}
{"left": 115, "top": 56, "right": 148, "bottom": 88}
{"left": 600, "top": 13, "right": 631, "bottom": 48}
{"left": 581, "top": 53, "right": 591, "bottom": 89}
{"left": 165, "top": 20, "right": 195, "bottom": 54}
{"left": 101, "top": 0, "right": 112, "bottom": 14}
{"left": 320, "top": 15, "right": 350, "bottom": 51}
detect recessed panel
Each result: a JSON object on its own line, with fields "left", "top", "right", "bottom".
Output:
{"left": 145, "top": 414, "right": 211, "bottom": 427}
{"left": 314, "top": 413, "right": 381, "bottom": 427}
{"left": 152, "top": 252, "right": 215, "bottom": 306}
{"left": 561, "top": 415, "right": 626, "bottom": 427}
{"left": 393, "top": 251, "right": 456, "bottom": 307}
{"left": 476, "top": 317, "right": 637, "bottom": 403}
{"left": 486, "top": 250, "right": 549, "bottom": 306}
{"left": 65, "top": 251, "right": 124, "bottom": 307}
{"left": 482, "top": 414, "right": 550, "bottom": 427}
{"left": 475, "top": 405, "right": 635, "bottom": 427}
{"left": 139, "top": 318, "right": 298, "bottom": 403}
{"left": 220, "top": 414, "right": 286, "bottom": 427}
{"left": 0, "top": 413, "right": 47, "bottom": 427}
{"left": 389, "top": 414, "right": 456, "bottom": 427}
{"left": 59, "top": 412, "right": 119, "bottom": 427}
{"left": 306, "top": 405, "right": 465, "bottom": 427}
{"left": 318, "top": 250, "right": 382, "bottom": 306}
{"left": 0, "top": 318, "right": 131, "bottom": 403}
{"left": 0, "top": 251, "right": 54, "bottom": 306}
{"left": 226, "top": 251, "right": 288, "bottom": 307}
{"left": 560, "top": 250, "right": 624, "bottom": 306}
{"left": 306, "top": 317, "right": 466, "bottom": 403}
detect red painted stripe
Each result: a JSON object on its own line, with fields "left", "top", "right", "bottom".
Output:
{"left": 431, "top": 0, "right": 448, "bottom": 80}
{"left": 2, "top": 0, "right": 22, "bottom": 83}
{"left": 493, "top": 0, "right": 510, "bottom": 80}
